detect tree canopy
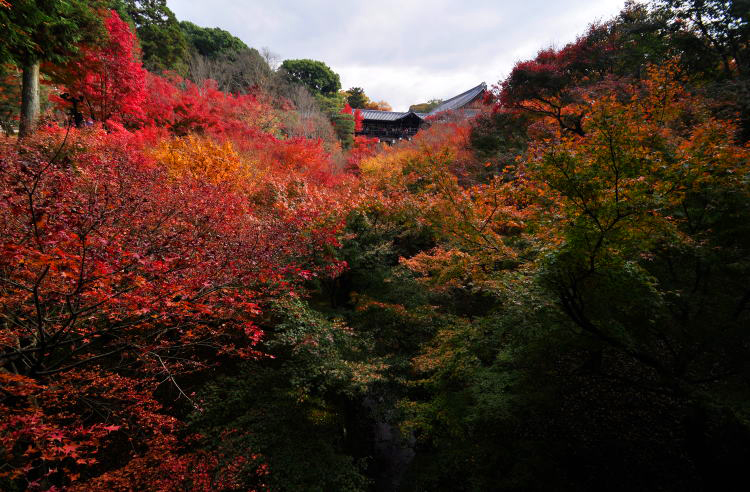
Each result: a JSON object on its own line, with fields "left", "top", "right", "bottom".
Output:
{"left": 345, "top": 86, "right": 369, "bottom": 108}
{"left": 118, "top": 0, "right": 189, "bottom": 73}
{"left": 0, "top": 0, "right": 103, "bottom": 66}
{"left": 180, "top": 21, "right": 249, "bottom": 59}
{"left": 281, "top": 58, "right": 341, "bottom": 95}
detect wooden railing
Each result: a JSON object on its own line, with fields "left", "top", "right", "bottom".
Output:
{"left": 357, "top": 126, "right": 419, "bottom": 139}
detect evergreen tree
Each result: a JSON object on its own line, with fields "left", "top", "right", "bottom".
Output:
{"left": 119, "top": 0, "right": 189, "bottom": 73}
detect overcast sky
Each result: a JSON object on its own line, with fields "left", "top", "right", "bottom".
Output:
{"left": 168, "top": 0, "right": 629, "bottom": 111}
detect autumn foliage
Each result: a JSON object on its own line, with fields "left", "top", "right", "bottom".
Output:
{"left": 3, "top": 1, "right": 750, "bottom": 490}
{"left": 0, "top": 11, "right": 354, "bottom": 490}
{"left": 0, "top": 118, "right": 349, "bottom": 488}
{"left": 53, "top": 10, "right": 147, "bottom": 125}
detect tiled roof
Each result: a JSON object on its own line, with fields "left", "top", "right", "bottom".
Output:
{"left": 428, "top": 83, "right": 487, "bottom": 115}
{"left": 357, "top": 83, "right": 486, "bottom": 123}
{"left": 357, "top": 109, "right": 423, "bottom": 122}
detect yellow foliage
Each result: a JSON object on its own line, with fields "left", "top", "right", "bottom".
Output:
{"left": 151, "top": 135, "right": 250, "bottom": 186}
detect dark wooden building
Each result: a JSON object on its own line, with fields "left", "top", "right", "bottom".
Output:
{"left": 355, "top": 110, "right": 423, "bottom": 143}
{"left": 356, "top": 83, "right": 487, "bottom": 143}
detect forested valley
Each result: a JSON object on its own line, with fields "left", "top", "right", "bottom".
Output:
{"left": 1, "top": 0, "right": 750, "bottom": 490}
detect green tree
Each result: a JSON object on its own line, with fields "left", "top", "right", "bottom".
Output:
{"left": 180, "top": 20, "right": 248, "bottom": 59}
{"left": 189, "top": 298, "right": 373, "bottom": 491}
{"left": 330, "top": 110, "right": 355, "bottom": 149}
{"left": 120, "top": 0, "right": 189, "bottom": 73}
{"left": 346, "top": 87, "right": 369, "bottom": 108}
{"left": 179, "top": 21, "right": 267, "bottom": 92}
{"left": 657, "top": 0, "right": 750, "bottom": 78}
{"left": 315, "top": 91, "right": 355, "bottom": 148}
{"left": 281, "top": 58, "right": 341, "bottom": 95}
{"left": 0, "top": 0, "right": 103, "bottom": 136}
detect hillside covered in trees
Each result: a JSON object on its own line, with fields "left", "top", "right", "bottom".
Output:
{"left": 1, "top": 0, "right": 750, "bottom": 490}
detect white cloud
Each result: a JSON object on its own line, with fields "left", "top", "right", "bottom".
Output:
{"left": 168, "top": 0, "right": 630, "bottom": 110}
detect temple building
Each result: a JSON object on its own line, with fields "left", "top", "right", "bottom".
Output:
{"left": 355, "top": 83, "right": 487, "bottom": 143}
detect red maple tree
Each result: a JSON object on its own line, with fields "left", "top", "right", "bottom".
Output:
{"left": 55, "top": 10, "right": 147, "bottom": 125}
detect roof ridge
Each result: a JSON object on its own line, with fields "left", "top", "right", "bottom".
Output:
{"left": 427, "top": 82, "right": 487, "bottom": 115}
{"left": 439, "top": 82, "right": 487, "bottom": 105}
{"left": 357, "top": 83, "right": 486, "bottom": 121}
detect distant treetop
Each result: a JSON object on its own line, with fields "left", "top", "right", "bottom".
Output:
{"left": 409, "top": 99, "right": 443, "bottom": 113}
{"left": 345, "top": 87, "right": 369, "bottom": 108}
{"left": 180, "top": 21, "right": 249, "bottom": 59}
{"left": 281, "top": 59, "right": 341, "bottom": 95}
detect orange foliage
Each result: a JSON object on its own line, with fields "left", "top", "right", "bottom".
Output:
{"left": 389, "top": 61, "right": 750, "bottom": 294}
{"left": 0, "top": 113, "right": 351, "bottom": 490}
{"left": 151, "top": 135, "right": 249, "bottom": 186}
{"left": 365, "top": 100, "right": 392, "bottom": 111}
{"left": 525, "top": 60, "right": 750, "bottom": 250}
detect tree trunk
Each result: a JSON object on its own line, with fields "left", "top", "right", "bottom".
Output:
{"left": 19, "top": 61, "right": 40, "bottom": 138}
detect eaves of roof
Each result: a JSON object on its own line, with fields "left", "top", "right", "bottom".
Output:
{"left": 428, "top": 82, "right": 487, "bottom": 115}
{"left": 358, "top": 109, "right": 425, "bottom": 122}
